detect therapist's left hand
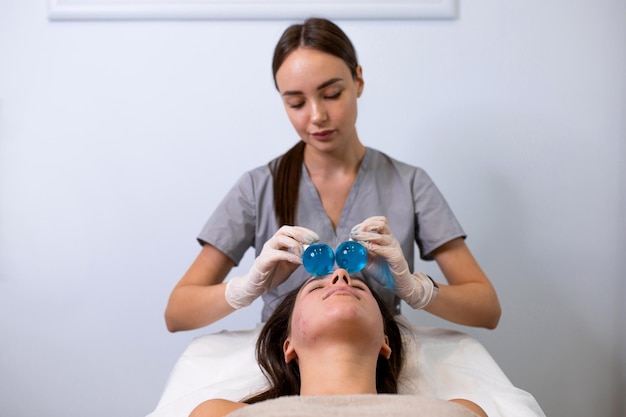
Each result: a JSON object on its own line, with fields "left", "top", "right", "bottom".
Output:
{"left": 350, "top": 216, "right": 437, "bottom": 309}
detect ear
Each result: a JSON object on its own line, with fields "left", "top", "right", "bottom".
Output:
{"left": 283, "top": 338, "right": 298, "bottom": 363}
{"left": 379, "top": 335, "right": 392, "bottom": 359}
{"left": 355, "top": 65, "right": 365, "bottom": 98}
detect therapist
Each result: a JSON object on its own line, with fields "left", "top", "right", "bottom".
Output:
{"left": 165, "top": 17, "right": 501, "bottom": 332}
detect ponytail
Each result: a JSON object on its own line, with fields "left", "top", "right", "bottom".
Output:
{"left": 271, "top": 141, "right": 305, "bottom": 226}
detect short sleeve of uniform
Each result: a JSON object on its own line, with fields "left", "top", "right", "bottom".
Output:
{"left": 411, "top": 168, "right": 466, "bottom": 260}
{"left": 197, "top": 172, "right": 257, "bottom": 265}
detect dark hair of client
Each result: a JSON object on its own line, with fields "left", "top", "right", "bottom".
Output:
{"left": 243, "top": 281, "right": 405, "bottom": 404}
{"left": 270, "top": 17, "right": 360, "bottom": 226}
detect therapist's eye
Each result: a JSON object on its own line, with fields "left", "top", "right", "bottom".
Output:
{"left": 286, "top": 100, "right": 305, "bottom": 109}
{"left": 324, "top": 89, "right": 342, "bottom": 100}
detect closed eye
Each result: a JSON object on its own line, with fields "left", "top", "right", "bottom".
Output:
{"left": 303, "top": 278, "right": 328, "bottom": 293}
{"left": 308, "top": 285, "right": 324, "bottom": 292}
{"left": 350, "top": 279, "right": 369, "bottom": 292}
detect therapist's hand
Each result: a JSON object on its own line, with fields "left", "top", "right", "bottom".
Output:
{"left": 350, "top": 216, "right": 437, "bottom": 309}
{"left": 225, "top": 225, "right": 319, "bottom": 309}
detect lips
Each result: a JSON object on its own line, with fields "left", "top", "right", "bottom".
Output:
{"left": 323, "top": 287, "right": 360, "bottom": 300}
{"left": 311, "top": 130, "right": 335, "bottom": 141}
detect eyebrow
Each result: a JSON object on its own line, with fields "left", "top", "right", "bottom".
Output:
{"left": 281, "top": 77, "right": 343, "bottom": 97}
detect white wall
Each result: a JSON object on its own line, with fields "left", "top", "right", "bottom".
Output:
{"left": 1, "top": 1, "right": 624, "bottom": 417}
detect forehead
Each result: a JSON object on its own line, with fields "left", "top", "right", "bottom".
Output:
{"left": 275, "top": 48, "right": 352, "bottom": 91}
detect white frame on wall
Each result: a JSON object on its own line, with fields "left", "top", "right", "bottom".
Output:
{"left": 48, "top": 0, "right": 458, "bottom": 21}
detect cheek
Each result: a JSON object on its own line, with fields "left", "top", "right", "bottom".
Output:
{"left": 291, "top": 313, "right": 311, "bottom": 343}
{"left": 329, "top": 100, "right": 355, "bottom": 127}
{"left": 286, "top": 110, "right": 308, "bottom": 131}
{"left": 291, "top": 303, "right": 324, "bottom": 345}
{"left": 343, "top": 101, "right": 359, "bottom": 124}
{"left": 365, "top": 301, "right": 386, "bottom": 334}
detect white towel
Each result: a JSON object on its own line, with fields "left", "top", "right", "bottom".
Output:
{"left": 227, "top": 394, "right": 478, "bottom": 417}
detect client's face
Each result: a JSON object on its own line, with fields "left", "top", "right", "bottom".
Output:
{"left": 283, "top": 268, "right": 391, "bottom": 362}
{"left": 295, "top": 269, "right": 381, "bottom": 320}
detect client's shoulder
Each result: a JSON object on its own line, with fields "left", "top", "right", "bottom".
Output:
{"left": 189, "top": 398, "right": 246, "bottom": 417}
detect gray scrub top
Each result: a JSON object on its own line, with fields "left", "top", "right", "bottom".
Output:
{"left": 198, "top": 147, "right": 465, "bottom": 321}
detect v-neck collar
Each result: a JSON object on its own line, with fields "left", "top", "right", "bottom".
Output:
{"left": 301, "top": 148, "right": 371, "bottom": 240}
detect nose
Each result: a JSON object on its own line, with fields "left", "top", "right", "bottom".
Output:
{"left": 311, "top": 101, "right": 327, "bottom": 125}
{"left": 330, "top": 269, "right": 351, "bottom": 286}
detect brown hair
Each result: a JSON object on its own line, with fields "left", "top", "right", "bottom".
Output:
{"left": 244, "top": 281, "right": 405, "bottom": 404}
{"left": 270, "top": 18, "right": 360, "bottom": 226}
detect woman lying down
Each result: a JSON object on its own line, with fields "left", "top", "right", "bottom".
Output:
{"left": 190, "top": 269, "right": 488, "bottom": 417}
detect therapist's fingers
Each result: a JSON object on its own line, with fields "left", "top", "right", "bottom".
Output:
{"left": 350, "top": 217, "right": 394, "bottom": 245}
{"left": 277, "top": 225, "right": 319, "bottom": 244}
{"left": 266, "top": 225, "right": 320, "bottom": 257}
{"left": 264, "top": 235, "right": 308, "bottom": 261}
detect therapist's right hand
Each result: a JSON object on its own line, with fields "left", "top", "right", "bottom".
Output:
{"left": 225, "top": 225, "right": 319, "bottom": 309}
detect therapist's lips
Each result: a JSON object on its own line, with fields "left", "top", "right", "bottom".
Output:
{"left": 311, "top": 130, "right": 335, "bottom": 140}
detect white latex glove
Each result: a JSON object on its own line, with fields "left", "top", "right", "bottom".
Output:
{"left": 350, "top": 216, "right": 437, "bottom": 309}
{"left": 225, "top": 225, "right": 319, "bottom": 309}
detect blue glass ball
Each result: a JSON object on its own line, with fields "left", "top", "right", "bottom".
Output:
{"left": 302, "top": 243, "right": 335, "bottom": 276}
{"left": 335, "top": 241, "right": 367, "bottom": 274}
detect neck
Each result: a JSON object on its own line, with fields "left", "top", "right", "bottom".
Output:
{"left": 296, "top": 343, "right": 379, "bottom": 396}
{"left": 303, "top": 141, "right": 366, "bottom": 177}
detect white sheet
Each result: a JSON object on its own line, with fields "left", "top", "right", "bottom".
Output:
{"left": 147, "top": 321, "right": 545, "bottom": 417}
